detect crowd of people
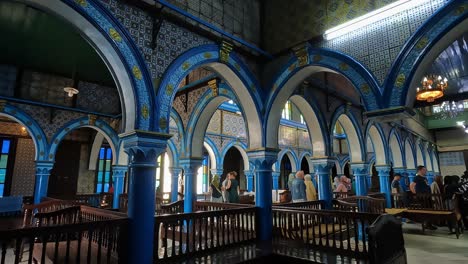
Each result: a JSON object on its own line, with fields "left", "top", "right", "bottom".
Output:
{"left": 390, "top": 165, "right": 468, "bottom": 231}
{"left": 207, "top": 166, "right": 468, "bottom": 231}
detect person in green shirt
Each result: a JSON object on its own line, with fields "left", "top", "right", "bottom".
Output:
{"left": 226, "top": 171, "right": 240, "bottom": 203}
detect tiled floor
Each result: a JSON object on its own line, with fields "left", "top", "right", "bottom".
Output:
{"left": 404, "top": 223, "right": 468, "bottom": 264}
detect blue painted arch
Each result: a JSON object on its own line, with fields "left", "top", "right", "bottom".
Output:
{"left": 384, "top": 0, "right": 468, "bottom": 107}
{"left": 365, "top": 122, "right": 389, "bottom": 166}
{"left": 0, "top": 104, "right": 48, "bottom": 161}
{"left": 276, "top": 148, "right": 299, "bottom": 172}
{"left": 403, "top": 137, "right": 417, "bottom": 169}
{"left": 265, "top": 47, "right": 381, "bottom": 149}
{"left": 388, "top": 128, "right": 404, "bottom": 168}
{"left": 169, "top": 109, "right": 186, "bottom": 154}
{"left": 49, "top": 117, "right": 120, "bottom": 164}
{"left": 203, "top": 136, "right": 221, "bottom": 170}
{"left": 166, "top": 139, "right": 179, "bottom": 168}
{"left": 220, "top": 140, "right": 249, "bottom": 171}
{"left": 156, "top": 44, "right": 263, "bottom": 149}
{"left": 329, "top": 105, "right": 366, "bottom": 163}
{"left": 184, "top": 85, "right": 239, "bottom": 157}
{"left": 22, "top": 0, "right": 155, "bottom": 131}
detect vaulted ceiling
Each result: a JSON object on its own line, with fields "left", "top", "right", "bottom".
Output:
{"left": 0, "top": 1, "right": 114, "bottom": 86}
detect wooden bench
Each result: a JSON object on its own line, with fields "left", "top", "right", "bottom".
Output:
{"left": 392, "top": 193, "right": 463, "bottom": 238}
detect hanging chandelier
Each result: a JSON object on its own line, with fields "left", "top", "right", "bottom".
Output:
{"left": 416, "top": 75, "right": 448, "bottom": 102}
{"left": 435, "top": 101, "right": 464, "bottom": 119}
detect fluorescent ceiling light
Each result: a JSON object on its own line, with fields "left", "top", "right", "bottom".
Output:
{"left": 324, "top": 0, "right": 431, "bottom": 40}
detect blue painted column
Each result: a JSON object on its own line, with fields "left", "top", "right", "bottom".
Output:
{"left": 272, "top": 171, "right": 280, "bottom": 191}
{"left": 180, "top": 158, "right": 203, "bottom": 213}
{"left": 393, "top": 167, "right": 407, "bottom": 191}
{"left": 111, "top": 165, "right": 127, "bottom": 209}
{"left": 169, "top": 167, "right": 182, "bottom": 202}
{"left": 34, "top": 161, "right": 54, "bottom": 204}
{"left": 247, "top": 148, "right": 279, "bottom": 241}
{"left": 407, "top": 169, "right": 416, "bottom": 185}
{"left": 351, "top": 163, "right": 369, "bottom": 196}
{"left": 426, "top": 171, "right": 434, "bottom": 185}
{"left": 311, "top": 158, "right": 335, "bottom": 209}
{"left": 244, "top": 170, "right": 255, "bottom": 192}
{"left": 375, "top": 165, "right": 392, "bottom": 208}
{"left": 121, "top": 131, "right": 171, "bottom": 264}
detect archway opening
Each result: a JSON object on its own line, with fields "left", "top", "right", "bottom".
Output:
{"left": 155, "top": 152, "right": 171, "bottom": 203}
{"left": 280, "top": 154, "right": 292, "bottom": 189}
{"left": 223, "top": 147, "right": 245, "bottom": 190}
{"left": 301, "top": 156, "right": 310, "bottom": 175}
{"left": 0, "top": 116, "right": 36, "bottom": 197}
{"left": 196, "top": 147, "right": 211, "bottom": 198}
{"left": 49, "top": 127, "right": 116, "bottom": 201}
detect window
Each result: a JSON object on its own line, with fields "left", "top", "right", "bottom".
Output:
{"left": 155, "top": 153, "right": 171, "bottom": 195}
{"left": 197, "top": 155, "right": 209, "bottom": 194}
{"left": 0, "top": 139, "right": 11, "bottom": 197}
{"left": 300, "top": 114, "right": 305, "bottom": 125}
{"left": 96, "top": 146, "right": 112, "bottom": 193}
{"left": 281, "top": 101, "right": 291, "bottom": 120}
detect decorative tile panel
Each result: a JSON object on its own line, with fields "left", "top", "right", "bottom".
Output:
{"left": 221, "top": 111, "right": 245, "bottom": 138}
{"left": 11, "top": 138, "right": 36, "bottom": 196}
{"left": 76, "top": 81, "right": 121, "bottom": 114}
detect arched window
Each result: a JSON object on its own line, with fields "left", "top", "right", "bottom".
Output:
{"left": 96, "top": 146, "right": 112, "bottom": 193}
{"left": 0, "top": 138, "right": 12, "bottom": 196}
{"left": 197, "top": 155, "right": 209, "bottom": 194}
{"left": 281, "top": 101, "right": 291, "bottom": 120}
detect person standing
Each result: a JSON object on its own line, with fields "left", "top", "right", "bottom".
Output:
{"left": 291, "top": 170, "right": 307, "bottom": 202}
{"left": 226, "top": 171, "right": 240, "bottom": 203}
{"left": 411, "top": 165, "right": 437, "bottom": 230}
{"left": 304, "top": 174, "right": 317, "bottom": 201}
{"left": 210, "top": 175, "right": 223, "bottom": 203}
{"left": 221, "top": 175, "right": 230, "bottom": 203}
{"left": 391, "top": 173, "right": 406, "bottom": 207}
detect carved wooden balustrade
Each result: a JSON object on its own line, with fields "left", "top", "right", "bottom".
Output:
{"left": 154, "top": 205, "right": 257, "bottom": 261}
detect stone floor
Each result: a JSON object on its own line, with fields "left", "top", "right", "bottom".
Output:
{"left": 404, "top": 222, "right": 468, "bottom": 264}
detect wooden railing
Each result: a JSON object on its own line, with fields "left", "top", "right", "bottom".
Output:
{"left": 159, "top": 200, "right": 185, "bottom": 215}
{"left": 333, "top": 196, "right": 386, "bottom": 214}
{"left": 392, "top": 193, "right": 454, "bottom": 210}
{"left": 272, "top": 200, "right": 325, "bottom": 210}
{"left": 0, "top": 219, "right": 128, "bottom": 264}
{"left": 154, "top": 207, "right": 257, "bottom": 261}
{"left": 333, "top": 192, "right": 350, "bottom": 199}
{"left": 194, "top": 201, "right": 255, "bottom": 211}
{"left": 272, "top": 207, "right": 380, "bottom": 257}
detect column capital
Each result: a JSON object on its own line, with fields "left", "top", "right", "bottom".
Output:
{"left": 112, "top": 165, "right": 127, "bottom": 178}
{"left": 247, "top": 148, "right": 279, "bottom": 170}
{"left": 350, "top": 162, "right": 369, "bottom": 175}
{"left": 311, "top": 157, "right": 336, "bottom": 173}
{"left": 393, "top": 167, "right": 407, "bottom": 175}
{"left": 243, "top": 170, "right": 254, "bottom": 175}
{"left": 406, "top": 168, "right": 417, "bottom": 173}
{"left": 272, "top": 171, "right": 280, "bottom": 177}
{"left": 179, "top": 157, "right": 204, "bottom": 170}
{"left": 36, "top": 160, "right": 54, "bottom": 170}
{"left": 120, "top": 130, "right": 171, "bottom": 165}
{"left": 375, "top": 164, "right": 391, "bottom": 175}
{"left": 211, "top": 168, "right": 224, "bottom": 176}
{"left": 169, "top": 167, "right": 183, "bottom": 176}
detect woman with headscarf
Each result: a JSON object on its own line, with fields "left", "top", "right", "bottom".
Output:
{"left": 210, "top": 174, "right": 223, "bottom": 202}
{"left": 304, "top": 174, "right": 318, "bottom": 201}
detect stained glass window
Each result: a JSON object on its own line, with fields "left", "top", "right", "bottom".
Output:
{"left": 96, "top": 146, "right": 112, "bottom": 193}
{"left": 0, "top": 139, "right": 11, "bottom": 197}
